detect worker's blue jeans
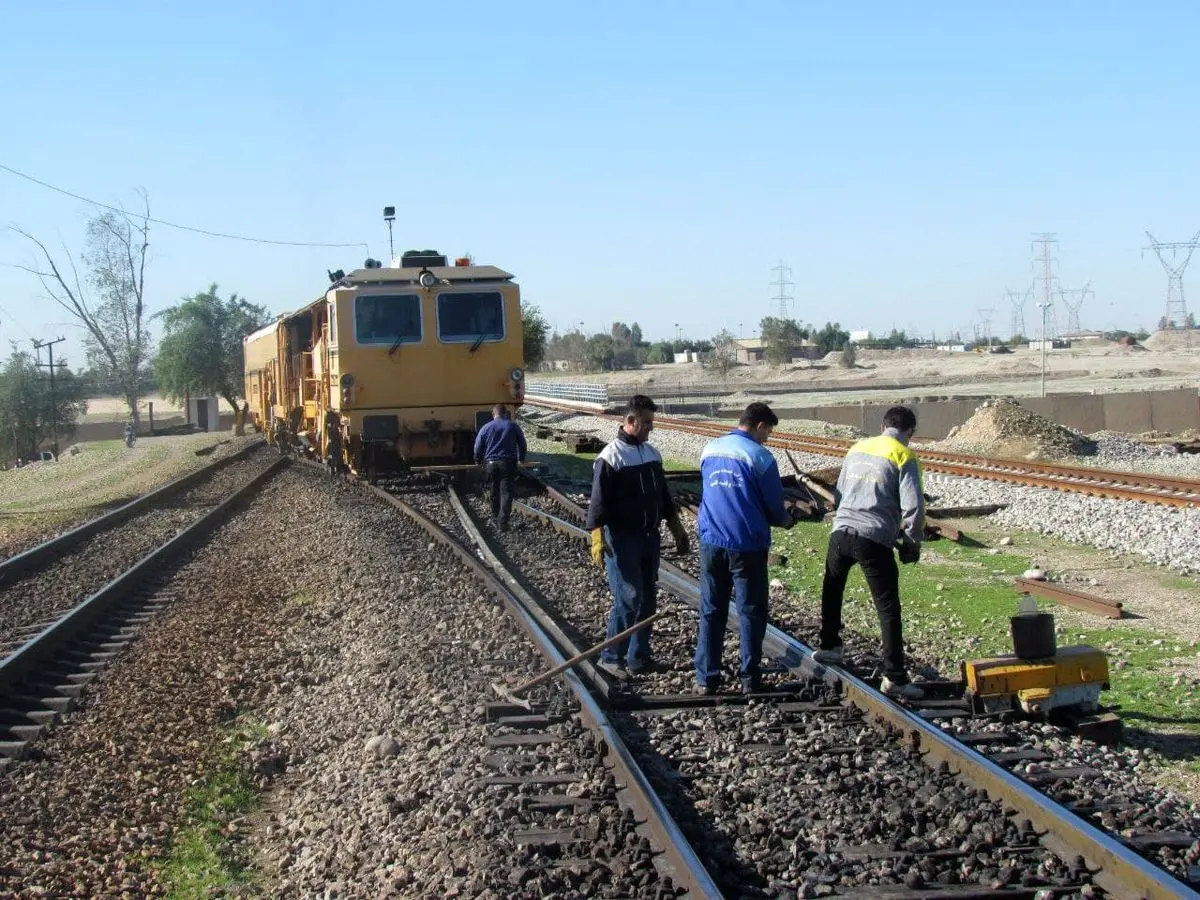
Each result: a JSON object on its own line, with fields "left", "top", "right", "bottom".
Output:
{"left": 600, "top": 528, "right": 660, "bottom": 669}
{"left": 694, "top": 542, "right": 769, "bottom": 688}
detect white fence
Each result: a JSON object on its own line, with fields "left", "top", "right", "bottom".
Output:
{"left": 525, "top": 381, "right": 610, "bottom": 406}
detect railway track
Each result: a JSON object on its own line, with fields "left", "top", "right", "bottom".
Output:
{"left": 526, "top": 401, "right": 1200, "bottom": 508}
{"left": 357, "top": 468, "right": 1198, "bottom": 898}
{"left": 0, "top": 451, "right": 286, "bottom": 771}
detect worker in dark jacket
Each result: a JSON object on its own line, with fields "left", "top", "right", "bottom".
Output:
{"left": 694, "top": 402, "right": 795, "bottom": 695}
{"left": 814, "top": 405, "right": 925, "bottom": 700}
{"left": 586, "top": 395, "right": 690, "bottom": 678}
{"left": 473, "top": 404, "right": 527, "bottom": 530}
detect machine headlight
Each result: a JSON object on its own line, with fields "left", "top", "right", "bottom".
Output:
{"left": 418, "top": 270, "right": 437, "bottom": 289}
{"left": 510, "top": 367, "right": 524, "bottom": 383}
{"left": 340, "top": 373, "right": 355, "bottom": 388}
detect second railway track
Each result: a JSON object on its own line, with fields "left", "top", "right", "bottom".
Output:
{"left": 526, "top": 401, "right": 1200, "bottom": 508}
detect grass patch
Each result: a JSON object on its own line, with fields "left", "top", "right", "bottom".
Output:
{"left": 158, "top": 720, "right": 266, "bottom": 899}
{"left": 769, "top": 521, "right": 1200, "bottom": 748}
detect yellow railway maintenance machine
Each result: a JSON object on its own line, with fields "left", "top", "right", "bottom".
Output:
{"left": 244, "top": 250, "right": 526, "bottom": 476}
{"left": 961, "top": 598, "right": 1118, "bottom": 741}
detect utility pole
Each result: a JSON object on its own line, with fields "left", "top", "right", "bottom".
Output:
{"left": 32, "top": 336, "right": 66, "bottom": 459}
{"left": 1032, "top": 233, "right": 1059, "bottom": 339}
{"left": 1059, "top": 282, "right": 1093, "bottom": 336}
{"left": 382, "top": 206, "right": 396, "bottom": 262}
{"left": 1036, "top": 301, "right": 1051, "bottom": 398}
{"left": 1006, "top": 284, "right": 1033, "bottom": 341}
{"left": 1144, "top": 230, "right": 1200, "bottom": 331}
{"left": 977, "top": 308, "right": 994, "bottom": 348}
{"left": 770, "top": 261, "right": 794, "bottom": 319}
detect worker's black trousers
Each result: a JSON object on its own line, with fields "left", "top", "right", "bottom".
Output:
{"left": 486, "top": 459, "right": 517, "bottom": 528}
{"left": 818, "top": 528, "right": 908, "bottom": 682}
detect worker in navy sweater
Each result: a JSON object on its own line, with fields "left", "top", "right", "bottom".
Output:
{"left": 694, "top": 402, "right": 795, "bottom": 694}
{"left": 473, "top": 404, "right": 527, "bottom": 530}
{"left": 586, "top": 395, "right": 690, "bottom": 678}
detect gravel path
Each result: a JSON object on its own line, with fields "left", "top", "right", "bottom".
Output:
{"left": 0, "top": 447, "right": 279, "bottom": 651}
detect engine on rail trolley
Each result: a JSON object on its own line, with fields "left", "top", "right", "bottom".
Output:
{"left": 243, "top": 250, "right": 525, "bottom": 475}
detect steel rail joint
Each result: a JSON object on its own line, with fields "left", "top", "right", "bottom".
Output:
{"left": 0, "top": 438, "right": 267, "bottom": 584}
{"left": 0, "top": 454, "right": 285, "bottom": 694}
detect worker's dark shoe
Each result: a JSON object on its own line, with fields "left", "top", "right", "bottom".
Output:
{"left": 881, "top": 676, "right": 924, "bottom": 700}
{"left": 740, "top": 677, "right": 764, "bottom": 695}
{"left": 627, "top": 659, "right": 668, "bottom": 676}
{"left": 812, "top": 645, "right": 844, "bottom": 665}
{"left": 597, "top": 660, "right": 629, "bottom": 681}
{"left": 696, "top": 680, "right": 722, "bottom": 696}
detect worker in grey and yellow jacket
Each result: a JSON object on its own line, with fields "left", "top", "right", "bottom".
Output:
{"left": 813, "top": 405, "right": 926, "bottom": 700}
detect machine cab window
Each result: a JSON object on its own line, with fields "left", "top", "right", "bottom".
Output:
{"left": 437, "top": 291, "right": 505, "bottom": 343}
{"left": 355, "top": 294, "right": 422, "bottom": 345}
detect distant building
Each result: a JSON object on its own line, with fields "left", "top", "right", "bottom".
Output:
{"left": 936, "top": 344, "right": 969, "bottom": 353}
{"left": 849, "top": 330, "right": 871, "bottom": 343}
{"left": 1062, "top": 331, "right": 1105, "bottom": 343}
{"left": 1028, "top": 339, "right": 1070, "bottom": 351}
{"left": 673, "top": 350, "right": 701, "bottom": 364}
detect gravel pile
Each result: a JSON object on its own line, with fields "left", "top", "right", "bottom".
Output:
{"left": 940, "top": 398, "right": 1097, "bottom": 459}
{"left": 0, "top": 465, "right": 298, "bottom": 896}
{"left": 0, "top": 447, "right": 279, "bottom": 650}
{"left": 249, "top": 476, "right": 678, "bottom": 898}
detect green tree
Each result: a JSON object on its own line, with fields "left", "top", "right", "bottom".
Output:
{"left": 154, "top": 285, "right": 270, "bottom": 434}
{"left": 521, "top": 305, "right": 548, "bottom": 369}
{"left": 610, "top": 321, "right": 634, "bottom": 347}
{"left": 645, "top": 342, "right": 672, "bottom": 365}
{"left": 812, "top": 321, "right": 851, "bottom": 353}
{"left": 704, "top": 329, "right": 738, "bottom": 377}
{"left": 760, "top": 317, "right": 807, "bottom": 365}
{"left": 0, "top": 346, "right": 88, "bottom": 462}
{"left": 630, "top": 323, "right": 644, "bottom": 346}
{"left": 584, "top": 334, "right": 616, "bottom": 371}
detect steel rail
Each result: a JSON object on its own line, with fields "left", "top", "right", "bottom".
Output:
{"left": 0, "top": 439, "right": 266, "bottom": 585}
{"left": 1014, "top": 577, "right": 1125, "bottom": 619}
{"left": 526, "top": 400, "right": 1200, "bottom": 507}
{"left": 521, "top": 487, "right": 1198, "bottom": 900}
{"left": 0, "top": 456, "right": 285, "bottom": 694}
{"left": 351, "top": 477, "right": 722, "bottom": 899}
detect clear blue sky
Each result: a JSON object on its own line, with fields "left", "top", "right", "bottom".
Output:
{"left": 2, "top": 1, "right": 1199, "bottom": 365}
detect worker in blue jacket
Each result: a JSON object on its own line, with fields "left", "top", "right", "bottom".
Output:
{"left": 473, "top": 404, "right": 527, "bottom": 530}
{"left": 694, "top": 402, "right": 796, "bottom": 694}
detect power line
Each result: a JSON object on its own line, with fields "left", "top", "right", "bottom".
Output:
{"left": 0, "top": 162, "right": 368, "bottom": 251}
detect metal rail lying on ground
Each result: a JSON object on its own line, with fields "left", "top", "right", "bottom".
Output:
{"left": 0, "top": 439, "right": 266, "bottom": 585}
{"left": 0, "top": 455, "right": 285, "bottom": 693}
{"left": 1015, "top": 577, "right": 1125, "bottom": 619}
{"left": 527, "top": 483, "right": 1197, "bottom": 900}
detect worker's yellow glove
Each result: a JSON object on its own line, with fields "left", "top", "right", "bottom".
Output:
{"left": 590, "top": 528, "right": 605, "bottom": 568}
{"left": 666, "top": 516, "right": 690, "bottom": 555}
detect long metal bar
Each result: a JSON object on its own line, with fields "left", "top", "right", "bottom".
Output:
{"left": 358, "top": 480, "right": 722, "bottom": 898}
{"left": 1015, "top": 577, "right": 1124, "bottom": 619}
{"left": 520, "top": 487, "right": 1197, "bottom": 900}
{"left": 0, "top": 456, "right": 285, "bottom": 692}
{"left": 0, "top": 439, "right": 266, "bottom": 585}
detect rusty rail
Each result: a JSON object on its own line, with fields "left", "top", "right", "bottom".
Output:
{"left": 1015, "top": 577, "right": 1125, "bottom": 619}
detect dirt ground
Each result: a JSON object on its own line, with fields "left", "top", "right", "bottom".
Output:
{"left": 83, "top": 394, "right": 239, "bottom": 423}
{"left": 535, "top": 336, "right": 1200, "bottom": 409}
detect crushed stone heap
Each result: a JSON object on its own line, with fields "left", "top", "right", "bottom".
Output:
{"left": 940, "top": 397, "right": 1097, "bottom": 459}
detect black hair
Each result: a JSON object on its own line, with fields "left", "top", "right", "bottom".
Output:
{"left": 492, "top": 403, "right": 509, "bottom": 418}
{"left": 625, "top": 395, "right": 658, "bottom": 417}
{"left": 883, "top": 405, "right": 917, "bottom": 432}
{"left": 739, "top": 402, "right": 779, "bottom": 428}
